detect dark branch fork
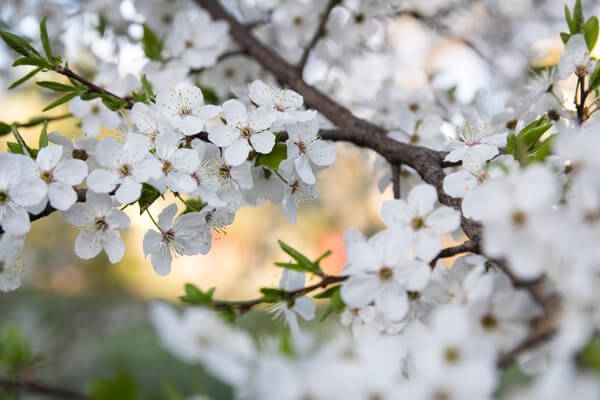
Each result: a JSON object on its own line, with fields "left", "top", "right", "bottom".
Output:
{"left": 192, "top": 0, "right": 558, "bottom": 365}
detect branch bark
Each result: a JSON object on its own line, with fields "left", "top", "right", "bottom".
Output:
{"left": 0, "top": 377, "right": 89, "bottom": 399}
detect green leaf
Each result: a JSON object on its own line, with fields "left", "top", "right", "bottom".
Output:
{"left": 0, "top": 30, "right": 41, "bottom": 58}
{"left": 101, "top": 94, "right": 128, "bottom": 111}
{"left": 6, "top": 142, "right": 23, "bottom": 155}
{"left": 278, "top": 240, "right": 316, "bottom": 273}
{"left": 581, "top": 337, "right": 600, "bottom": 376}
{"left": 96, "top": 12, "right": 108, "bottom": 37}
{"left": 529, "top": 135, "right": 555, "bottom": 163}
{"left": 80, "top": 92, "right": 102, "bottom": 101}
{"left": 39, "top": 17, "right": 53, "bottom": 61}
{"left": 274, "top": 261, "right": 313, "bottom": 274}
{"left": 37, "top": 80, "right": 78, "bottom": 92}
{"left": 8, "top": 66, "right": 43, "bottom": 89}
{"left": 12, "top": 56, "right": 50, "bottom": 68}
{"left": 519, "top": 122, "right": 552, "bottom": 149}
{"left": 573, "top": 0, "right": 585, "bottom": 34}
{"left": 39, "top": 120, "right": 48, "bottom": 148}
{"left": 314, "top": 249, "right": 332, "bottom": 267}
{"left": 179, "top": 284, "right": 215, "bottom": 306}
{"left": 10, "top": 125, "right": 32, "bottom": 158}
{"left": 161, "top": 383, "right": 185, "bottom": 400}
{"left": 182, "top": 197, "right": 205, "bottom": 214}
{"left": 319, "top": 285, "right": 345, "bottom": 321}
{"left": 43, "top": 92, "right": 78, "bottom": 112}
{"left": 0, "top": 323, "right": 34, "bottom": 372}
{"left": 584, "top": 17, "right": 599, "bottom": 51}
{"left": 590, "top": 64, "right": 600, "bottom": 89}
{"left": 141, "top": 74, "right": 155, "bottom": 102}
{"left": 259, "top": 287, "right": 287, "bottom": 302}
{"left": 199, "top": 85, "right": 219, "bottom": 105}
{"left": 560, "top": 31, "right": 571, "bottom": 44}
{"left": 137, "top": 183, "right": 161, "bottom": 214}
{"left": 89, "top": 372, "right": 140, "bottom": 400}
{"left": 565, "top": 5, "right": 575, "bottom": 33}
{"left": 0, "top": 122, "right": 11, "bottom": 137}
{"left": 142, "top": 24, "right": 163, "bottom": 61}
{"left": 256, "top": 143, "right": 287, "bottom": 171}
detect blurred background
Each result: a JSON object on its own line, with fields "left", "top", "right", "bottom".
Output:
{"left": 0, "top": 0, "right": 577, "bottom": 397}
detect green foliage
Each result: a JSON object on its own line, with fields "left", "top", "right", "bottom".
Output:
{"left": 42, "top": 92, "right": 79, "bottom": 112}
{"left": 141, "top": 74, "right": 155, "bottom": 102}
{"left": 256, "top": 143, "right": 287, "bottom": 172}
{"left": 142, "top": 24, "right": 164, "bottom": 62}
{"left": 89, "top": 372, "right": 140, "bottom": 400}
{"left": 10, "top": 125, "right": 33, "bottom": 158}
{"left": 0, "top": 323, "right": 35, "bottom": 373}
{"left": 8, "top": 66, "right": 43, "bottom": 90}
{"left": 589, "top": 63, "right": 600, "bottom": 89}
{"left": 561, "top": 0, "right": 598, "bottom": 50}
{"left": 314, "top": 285, "right": 345, "bottom": 321}
{"left": 181, "top": 197, "right": 205, "bottom": 214}
{"left": 584, "top": 16, "right": 599, "bottom": 50}
{"left": 579, "top": 337, "right": 600, "bottom": 375}
{"left": 0, "top": 30, "right": 41, "bottom": 58}
{"left": 138, "top": 183, "right": 162, "bottom": 214}
{"left": 259, "top": 287, "right": 287, "bottom": 302}
{"left": 0, "top": 122, "right": 11, "bottom": 137}
{"left": 275, "top": 240, "right": 327, "bottom": 276}
{"left": 39, "top": 120, "right": 48, "bottom": 148}
{"left": 180, "top": 284, "right": 216, "bottom": 306}
{"left": 505, "top": 117, "right": 553, "bottom": 165}
{"left": 199, "top": 85, "right": 219, "bottom": 105}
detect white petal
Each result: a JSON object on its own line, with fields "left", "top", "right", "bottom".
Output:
{"left": 62, "top": 203, "right": 93, "bottom": 227}
{"left": 102, "top": 233, "right": 125, "bottom": 263}
{"left": 224, "top": 139, "right": 251, "bottom": 166}
{"left": 248, "top": 80, "right": 272, "bottom": 107}
{"left": 209, "top": 125, "right": 238, "bottom": 147}
{"left": 166, "top": 171, "right": 198, "bottom": 193}
{"left": 172, "top": 149, "right": 200, "bottom": 173}
{"left": 115, "top": 177, "right": 142, "bottom": 204}
{"left": 340, "top": 275, "right": 379, "bottom": 307}
{"left": 292, "top": 296, "right": 316, "bottom": 321}
{"left": 426, "top": 206, "right": 460, "bottom": 234}
{"left": 48, "top": 182, "right": 77, "bottom": 211}
{"left": 143, "top": 229, "right": 163, "bottom": 256}
{"left": 412, "top": 228, "right": 442, "bottom": 261}
{"left": 54, "top": 159, "right": 88, "bottom": 185}
{"left": 380, "top": 199, "right": 412, "bottom": 227}
{"left": 150, "top": 244, "right": 173, "bottom": 276}
{"left": 221, "top": 99, "right": 247, "bottom": 125}
{"left": 1, "top": 208, "right": 30, "bottom": 236}
{"left": 10, "top": 178, "right": 47, "bottom": 207}
{"left": 87, "top": 170, "right": 120, "bottom": 193}
{"left": 375, "top": 285, "right": 409, "bottom": 321}
{"left": 75, "top": 230, "right": 103, "bottom": 259}
{"left": 123, "top": 134, "right": 151, "bottom": 164}
{"left": 397, "top": 259, "right": 431, "bottom": 291}
{"left": 307, "top": 140, "right": 336, "bottom": 166}
{"left": 294, "top": 156, "right": 315, "bottom": 184}
{"left": 157, "top": 204, "right": 178, "bottom": 231}
{"left": 407, "top": 184, "right": 437, "bottom": 216}
{"left": 249, "top": 131, "right": 275, "bottom": 154}
{"left": 95, "top": 137, "right": 122, "bottom": 168}
{"left": 36, "top": 145, "right": 63, "bottom": 171}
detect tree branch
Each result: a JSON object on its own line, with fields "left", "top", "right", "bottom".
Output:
{"left": 0, "top": 377, "right": 89, "bottom": 399}
{"left": 297, "top": 0, "right": 338, "bottom": 71}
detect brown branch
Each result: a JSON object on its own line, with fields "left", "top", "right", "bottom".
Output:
{"left": 211, "top": 274, "right": 347, "bottom": 315}
{"left": 0, "top": 377, "right": 89, "bottom": 399}
{"left": 430, "top": 239, "right": 480, "bottom": 266}
{"left": 297, "top": 0, "right": 338, "bottom": 71}
{"left": 391, "top": 163, "right": 401, "bottom": 199}
{"left": 51, "top": 66, "right": 134, "bottom": 109}
{"left": 497, "top": 326, "right": 557, "bottom": 369}
{"left": 13, "top": 113, "right": 73, "bottom": 128}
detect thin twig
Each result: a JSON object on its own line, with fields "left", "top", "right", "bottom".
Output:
{"left": 0, "top": 377, "right": 89, "bottom": 399}
{"left": 391, "top": 164, "right": 401, "bottom": 199}
{"left": 297, "top": 0, "right": 338, "bottom": 71}
{"left": 13, "top": 113, "right": 73, "bottom": 128}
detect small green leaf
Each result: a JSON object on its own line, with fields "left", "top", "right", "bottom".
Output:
{"left": 274, "top": 261, "right": 312, "bottom": 274}
{"left": 259, "top": 287, "right": 287, "bottom": 302}
{"left": 6, "top": 142, "right": 23, "bottom": 155}
{"left": 319, "top": 285, "right": 345, "bottom": 321}
{"left": 89, "top": 372, "right": 140, "bottom": 400}
{"left": 12, "top": 56, "right": 50, "bottom": 68}
{"left": 519, "top": 122, "right": 552, "bottom": 149}
{"left": 8, "top": 66, "right": 43, "bottom": 89}
{"left": 0, "top": 30, "right": 41, "bottom": 58}
{"left": 39, "top": 120, "right": 48, "bottom": 148}
{"left": 141, "top": 74, "right": 155, "bottom": 102}
{"left": 161, "top": 383, "right": 185, "bottom": 400}
{"left": 584, "top": 17, "right": 599, "bottom": 51}
{"left": 10, "top": 125, "right": 32, "bottom": 158}
{"left": 256, "top": 143, "right": 287, "bottom": 171}
{"left": 0, "top": 122, "right": 11, "bottom": 137}
{"left": 179, "top": 284, "right": 215, "bottom": 306}
{"left": 580, "top": 337, "right": 600, "bottom": 376}
{"left": 182, "top": 197, "right": 205, "bottom": 214}
{"left": 101, "top": 94, "right": 128, "bottom": 111}
{"left": 80, "top": 92, "right": 102, "bottom": 101}
{"left": 43, "top": 92, "right": 78, "bottom": 111}
{"left": 142, "top": 24, "right": 163, "bottom": 61}
{"left": 529, "top": 136, "right": 555, "bottom": 163}
{"left": 573, "top": 0, "right": 585, "bottom": 33}
{"left": 137, "top": 183, "right": 161, "bottom": 214}
{"left": 0, "top": 323, "right": 34, "bottom": 372}
{"left": 560, "top": 31, "right": 571, "bottom": 44}
{"left": 39, "top": 17, "right": 53, "bottom": 61}
{"left": 37, "top": 81, "right": 78, "bottom": 92}
{"left": 199, "top": 85, "right": 219, "bottom": 105}
{"left": 565, "top": 5, "right": 575, "bottom": 33}
{"left": 278, "top": 240, "right": 315, "bottom": 273}
{"left": 96, "top": 12, "right": 108, "bottom": 37}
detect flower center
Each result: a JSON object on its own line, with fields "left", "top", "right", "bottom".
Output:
{"left": 481, "top": 313, "right": 498, "bottom": 331}
{"left": 119, "top": 163, "right": 132, "bottom": 177}
{"left": 295, "top": 141, "right": 307, "bottom": 154}
{"left": 409, "top": 133, "right": 420, "bottom": 144}
{"left": 40, "top": 171, "right": 54, "bottom": 184}
{"left": 411, "top": 216, "right": 425, "bottom": 230}
{"left": 162, "top": 229, "right": 176, "bottom": 243}
{"left": 219, "top": 164, "right": 231, "bottom": 179}
{"left": 72, "top": 148, "right": 88, "bottom": 161}
{"left": 433, "top": 390, "right": 450, "bottom": 400}
{"left": 293, "top": 16, "right": 303, "bottom": 26}
{"left": 409, "top": 103, "right": 419, "bottom": 112}
{"left": 575, "top": 64, "right": 588, "bottom": 77}
{"left": 378, "top": 266, "right": 393, "bottom": 281}
{"left": 184, "top": 39, "right": 194, "bottom": 49}
{"left": 91, "top": 105, "right": 101, "bottom": 115}
{"left": 0, "top": 191, "right": 7, "bottom": 204}
{"left": 444, "top": 346, "right": 461, "bottom": 364}
{"left": 407, "top": 291, "right": 421, "bottom": 301}
{"left": 162, "top": 160, "right": 173, "bottom": 174}
{"left": 511, "top": 210, "right": 527, "bottom": 227}
{"left": 224, "top": 67, "right": 235, "bottom": 78}
{"left": 94, "top": 217, "right": 109, "bottom": 231}
{"left": 179, "top": 106, "right": 192, "bottom": 117}
{"left": 240, "top": 126, "right": 253, "bottom": 138}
